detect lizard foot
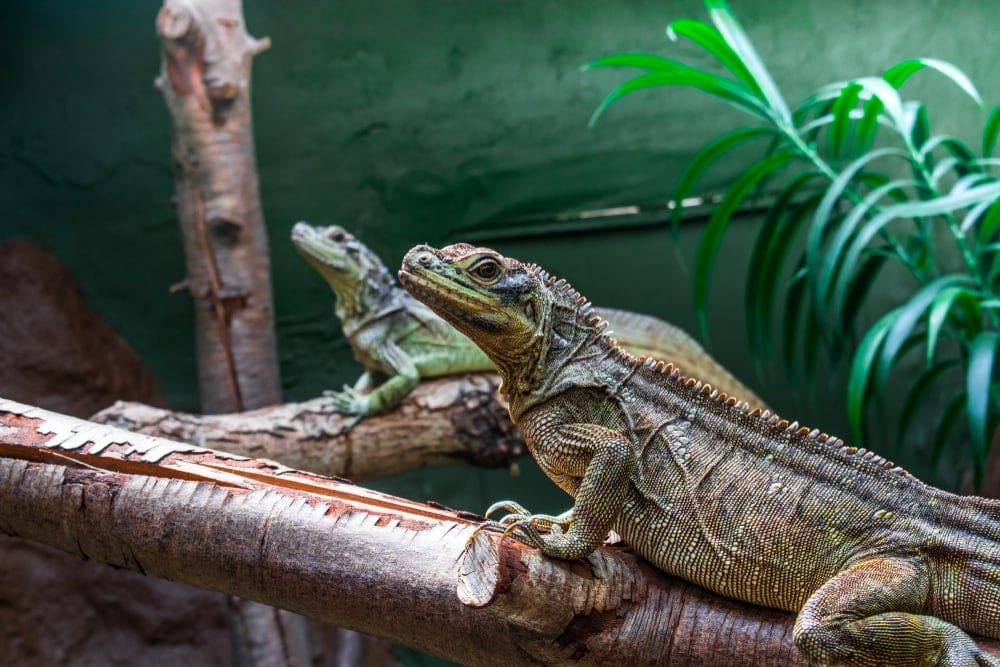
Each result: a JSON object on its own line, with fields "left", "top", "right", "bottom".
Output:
{"left": 475, "top": 501, "right": 574, "bottom": 550}
{"left": 484, "top": 501, "right": 572, "bottom": 533}
{"left": 323, "top": 385, "right": 373, "bottom": 418}
{"left": 474, "top": 501, "right": 603, "bottom": 560}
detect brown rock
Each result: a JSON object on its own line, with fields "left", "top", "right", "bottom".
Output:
{"left": 0, "top": 240, "right": 162, "bottom": 417}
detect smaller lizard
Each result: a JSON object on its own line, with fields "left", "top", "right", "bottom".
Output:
{"left": 292, "top": 221, "right": 766, "bottom": 417}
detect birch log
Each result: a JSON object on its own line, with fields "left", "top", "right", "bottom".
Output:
{"left": 5, "top": 397, "right": 999, "bottom": 664}
{"left": 155, "top": 0, "right": 277, "bottom": 413}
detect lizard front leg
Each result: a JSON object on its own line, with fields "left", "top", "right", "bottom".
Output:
{"left": 794, "top": 556, "right": 999, "bottom": 666}
{"left": 488, "top": 422, "right": 635, "bottom": 560}
{"left": 326, "top": 341, "right": 419, "bottom": 417}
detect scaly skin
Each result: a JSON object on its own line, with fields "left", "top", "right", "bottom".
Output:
{"left": 399, "top": 242, "right": 1000, "bottom": 667}
{"left": 291, "top": 221, "right": 767, "bottom": 417}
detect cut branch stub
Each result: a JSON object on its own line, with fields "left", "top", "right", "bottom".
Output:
{"left": 156, "top": 0, "right": 269, "bottom": 104}
{"left": 456, "top": 530, "right": 809, "bottom": 664}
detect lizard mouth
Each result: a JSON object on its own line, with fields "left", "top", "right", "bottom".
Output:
{"left": 291, "top": 223, "right": 350, "bottom": 271}
{"left": 399, "top": 268, "right": 495, "bottom": 325}
{"left": 292, "top": 238, "right": 347, "bottom": 271}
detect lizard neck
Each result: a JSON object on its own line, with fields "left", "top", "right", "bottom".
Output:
{"left": 329, "top": 257, "right": 398, "bottom": 330}
{"left": 501, "top": 280, "right": 621, "bottom": 422}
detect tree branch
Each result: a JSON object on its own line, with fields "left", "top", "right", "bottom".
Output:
{"left": 91, "top": 374, "right": 523, "bottom": 481}
{"left": 7, "top": 397, "right": 997, "bottom": 664}
{"left": 155, "top": 0, "right": 278, "bottom": 414}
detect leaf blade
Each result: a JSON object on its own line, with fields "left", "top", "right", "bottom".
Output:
{"left": 705, "top": 0, "right": 791, "bottom": 124}
{"left": 966, "top": 331, "right": 999, "bottom": 487}
{"left": 671, "top": 126, "right": 779, "bottom": 231}
{"left": 694, "top": 150, "right": 797, "bottom": 340}
{"left": 884, "top": 57, "right": 984, "bottom": 108}
{"left": 847, "top": 310, "right": 896, "bottom": 440}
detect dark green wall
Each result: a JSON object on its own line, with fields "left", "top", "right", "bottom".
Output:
{"left": 3, "top": 4, "right": 999, "bottom": 663}
{"left": 2, "top": 2, "right": 997, "bottom": 496}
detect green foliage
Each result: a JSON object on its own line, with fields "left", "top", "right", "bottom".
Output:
{"left": 588, "top": 0, "right": 1000, "bottom": 486}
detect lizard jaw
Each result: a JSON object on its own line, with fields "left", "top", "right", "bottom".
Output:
{"left": 398, "top": 268, "right": 491, "bottom": 325}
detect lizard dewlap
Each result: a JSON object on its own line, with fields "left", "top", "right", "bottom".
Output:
{"left": 400, "top": 242, "right": 1000, "bottom": 666}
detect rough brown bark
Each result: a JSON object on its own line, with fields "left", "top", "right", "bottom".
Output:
{"left": 91, "top": 374, "right": 523, "bottom": 480}
{"left": 4, "top": 398, "right": 999, "bottom": 665}
{"left": 155, "top": 0, "right": 278, "bottom": 414}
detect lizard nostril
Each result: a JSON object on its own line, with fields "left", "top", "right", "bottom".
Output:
{"left": 417, "top": 252, "right": 433, "bottom": 266}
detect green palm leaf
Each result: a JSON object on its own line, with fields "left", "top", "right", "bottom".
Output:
{"left": 666, "top": 18, "right": 761, "bottom": 97}
{"left": 983, "top": 104, "right": 1000, "bottom": 156}
{"left": 746, "top": 184, "right": 823, "bottom": 366}
{"left": 876, "top": 276, "right": 974, "bottom": 385}
{"left": 705, "top": 0, "right": 791, "bottom": 125}
{"left": 587, "top": 66, "right": 769, "bottom": 127}
{"left": 832, "top": 181, "right": 1000, "bottom": 314}
{"left": 671, "top": 126, "right": 779, "bottom": 231}
{"left": 828, "top": 83, "right": 862, "bottom": 162}
{"left": 884, "top": 57, "right": 984, "bottom": 107}
{"left": 967, "top": 331, "right": 1000, "bottom": 487}
{"left": 847, "top": 310, "right": 896, "bottom": 440}
{"left": 693, "top": 150, "right": 797, "bottom": 340}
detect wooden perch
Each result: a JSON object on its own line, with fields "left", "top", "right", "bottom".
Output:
{"left": 91, "top": 374, "right": 523, "bottom": 481}
{"left": 4, "top": 398, "right": 998, "bottom": 664}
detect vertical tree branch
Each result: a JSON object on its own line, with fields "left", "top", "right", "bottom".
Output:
{"left": 155, "top": 0, "right": 278, "bottom": 414}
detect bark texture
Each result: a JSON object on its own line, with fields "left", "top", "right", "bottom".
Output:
{"left": 92, "top": 374, "right": 523, "bottom": 480}
{"left": 4, "top": 398, "right": 999, "bottom": 665}
{"left": 155, "top": 0, "right": 278, "bottom": 414}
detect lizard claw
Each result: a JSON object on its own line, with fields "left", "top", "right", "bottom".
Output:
{"left": 500, "top": 519, "right": 550, "bottom": 551}
{"left": 467, "top": 518, "right": 549, "bottom": 552}
{"left": 477, "top": 500, "right": 573, "bottom": 546}
{"left": 484, "top": 500, "right": 531, "bottom": 520}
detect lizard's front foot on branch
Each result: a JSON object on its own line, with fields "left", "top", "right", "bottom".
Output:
{"left": 474, "top": 501, "right": 579, "bottom": 556}
{"left": 483, "top": 501, "right": 572, "bottom": 534}
{"left": 323, "top": 385, "right": 374, "bottom": 418}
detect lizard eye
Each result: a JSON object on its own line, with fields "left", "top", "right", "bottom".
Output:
{"left": 470, "top": 258, "right": 501, "bottom": 282}
{"left": 329, "top": 230, "right": 347, "bottom": 243}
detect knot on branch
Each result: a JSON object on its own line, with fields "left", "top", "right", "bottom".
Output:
{"left": 207, "top": 216, "right": 243, "bottom": 246}
{"left": 157, "top": 5, "right": 193, "bottom": 41}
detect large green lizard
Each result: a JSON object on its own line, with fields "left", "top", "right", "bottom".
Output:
{"left": 399, "top": 242, "right": 1000, "bottom": 666}
{"left": 291, "top": 221, "right": 766, "bottom": 417}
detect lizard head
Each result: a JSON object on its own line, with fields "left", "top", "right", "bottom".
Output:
{"left": 291, "top": 221, "right": 394, "bottom": 318}
{"left": 400, "top": 243, "right": 603, "bottom": 394}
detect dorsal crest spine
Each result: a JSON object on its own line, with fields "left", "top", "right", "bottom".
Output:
{"left": 525, "top": 261, "right": 907, "bottom": 475}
